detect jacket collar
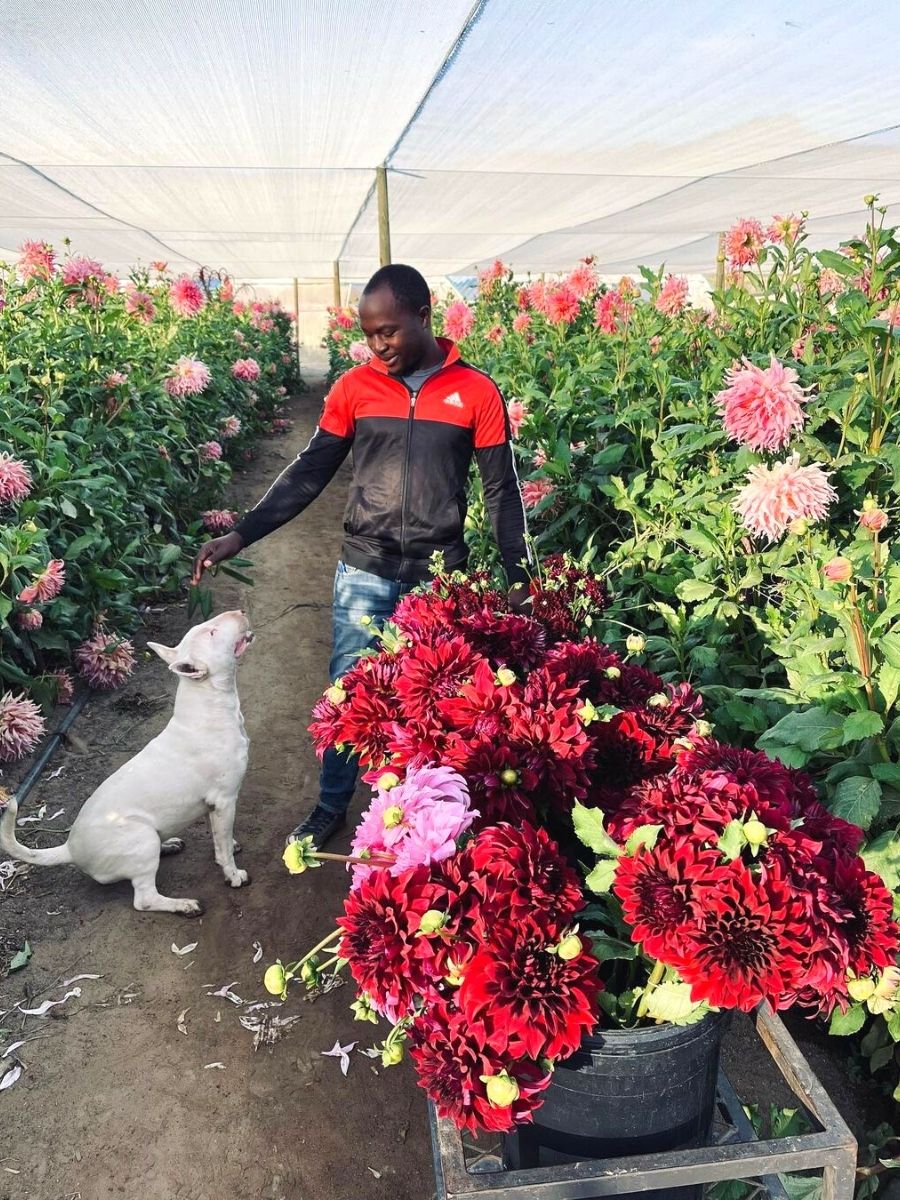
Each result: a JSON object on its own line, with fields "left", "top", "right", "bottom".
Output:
{"left": 366, "top": 336, "right": 459, "bottom": 376}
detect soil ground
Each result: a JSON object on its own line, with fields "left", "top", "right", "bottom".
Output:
{"left": 0, "top": 374, "right": 887, "bottom": 1200}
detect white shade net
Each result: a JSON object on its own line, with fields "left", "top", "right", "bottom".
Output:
{"left": 1, "top": 0, "right": 899, "bottom": 287}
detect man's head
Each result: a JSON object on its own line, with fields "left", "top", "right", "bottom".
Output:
{"left": 358, "top": 264, "right": 435, "bottom": 376}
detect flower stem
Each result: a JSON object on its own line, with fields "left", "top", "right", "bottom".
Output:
{"left": 289, "top": 927, "right": 342, "bottom": 973}
{"left": 313, "top": 851, "right": 394, "bottom": 867}
{"left": 636, "top": 958, "right": 667, "bottom": 1020}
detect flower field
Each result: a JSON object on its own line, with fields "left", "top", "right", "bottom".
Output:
{"left": 0, "top": 245, "right": 299, "bottom": 760}
{"left": 324, "top": 203, "right": 900, "bottom": 1101}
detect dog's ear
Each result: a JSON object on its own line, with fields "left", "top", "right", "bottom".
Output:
{"left": 169, "top": 660, "right": 209, "bottom": 681}
{"left": 147, "top": 641, "right": 178, "bottom": 665}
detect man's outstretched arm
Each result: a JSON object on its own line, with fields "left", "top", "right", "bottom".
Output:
{"left": 473, "top": 382, "right": 533, "bottom": 600}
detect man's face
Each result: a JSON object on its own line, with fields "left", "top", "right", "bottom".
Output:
{"left": 358, "top": 286, "right": 429, "bottom": 376}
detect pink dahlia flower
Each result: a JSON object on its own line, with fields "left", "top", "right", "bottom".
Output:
{"left": 818, "top": 269, "right": 846, "bottom": 298}
{"left": 594, "top": 289, "right": 634, "bottom": 333}
{"left": 231, "top": 357, "right": 261, "bottom": 382}
{"left": 715, "top": 356, "right": 809, "bottom": 451}
{"left": 350, "top": 764, "right": 477, "bottom": 888}
{"left": 734, "top": 454, "right": 837, "bottom": 542}
{"left": 443, "top": 301, "right": 475, "bottom": 342}
{"left": 169, "top": 276, "right": 206, "bottom": 317}
{"left": 104, "top": 371, "right": 128, "bottom": 388}
{"left": 125, "top": 288, "right": 156, "bottom": 322}
{"left": 199, "top": 441, "right": 223, "bottom": 462}
{"left": 0, "top": 691, "right": 46, "bottom": 762}
{"left": 507, "top": 399, "right": 527, "bottom": 438}
{"left": 18, "top": 559, "right": 65, "bottom": 605}
{"left": 18, "top": 240, "right": 56, "bottom": 281}
{"left": 51, "top": 669, "right": 75, "bottom": 706}
{"left": 767, "top": 214, "right": 804, "bottom": 244}
{"left": 486, "top": 324, "right": 504, "bottom": 343}
{"left": 61, "top": 256, "right": 104, "bottom": 285}
{"left": 164, "top": 357, "right": 211, "bottom": 398}
{"left": 75, "top": 630, "right": 136, "bottom": 690}
{"left": 566, "top": 261, "right": 598, "bottom": 300}
{"left": 542, "top": 284, "right": 580, "bottom": 324}
{"left": 220, "top": 416, "right": 241, "bottom": 439}
{"left": 348, "top": 340, "right": 373, "bottom": 364}
{"left": 202, "top": 509, "right": 237, "bottom": 534}
{"left": 858, "top": 504, "right": 888, "bottom": 533}
{"left": 522, "top": 479, "right": 556, "bottom": 508}
{"left": 823, "top": 556, "right": 853, "bottom": 583}
{"left": 532, "top": 448, "right": 548, "bottom": 468}
{"left": 477, "top": 259, "right": 507, "bottom": 295}
{"left": 150, "top": 260, "right": 169, "bottom": 273}
{"left": 655, "top": 275, "right": 689, "bottom": 316}
{"left": 0, "top": 453, "right": 33, "bottom": 505}
{"left": 878, "top": 301, "right": 900, "bottom": 327}
{"left": 512, "top": 313, "right": 532, "bottom": 335}
{"left": 16, "top": 608, "right": 43, "bottom": 632}
{"left": 724, "top": 219, "right": 766, "bottom": 267}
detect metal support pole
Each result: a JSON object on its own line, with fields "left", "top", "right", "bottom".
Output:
{"left": 292, "top": 276, "right": 301, "bottom": 369}
{"left": 715, "top": 232, "right": 726, "bottom": 292}
{"left": 332, "top": 261, "right": 342, "bottom": 308}
{"left": 376, "top": 164, "right": 392, "bottom": 267}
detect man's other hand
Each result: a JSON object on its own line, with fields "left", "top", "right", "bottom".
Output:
{"left": 191, "top": 531, "right": 245, "bottom": 585}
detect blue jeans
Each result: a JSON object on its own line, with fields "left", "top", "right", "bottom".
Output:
{"left": 319, "top": 562, "right": 414, "bottom": 815}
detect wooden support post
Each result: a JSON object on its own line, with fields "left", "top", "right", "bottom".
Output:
{"left": 376, "top": 164, "right": 392, "bottom": 267}
{"left": 332, "top": 260, "right": 342, "bottom": 308}
{"left": 715, "top": 232, "right": 726, "bottom": 292}
{"left": 292, "top": 276, "right": 300, "bottom": 369}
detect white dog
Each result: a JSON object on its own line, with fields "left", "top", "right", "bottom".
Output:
{"left": 0, "top": 609, "right": 254, "bottom": 916}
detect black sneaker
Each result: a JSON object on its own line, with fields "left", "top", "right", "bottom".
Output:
{"left": 286, "top": 805, "right": 346, "bottom": 849}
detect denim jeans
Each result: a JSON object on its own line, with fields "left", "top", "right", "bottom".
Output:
{"left": 319, "top": 561, "right": 414, "bottom": 815}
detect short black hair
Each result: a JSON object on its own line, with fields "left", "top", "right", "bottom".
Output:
{"left": 362, "top": 264, "right": 430, "bottom": 314}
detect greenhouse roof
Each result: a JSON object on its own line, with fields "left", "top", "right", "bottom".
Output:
{"left": 2, "top": 0, "right": 899, "bottom": 283}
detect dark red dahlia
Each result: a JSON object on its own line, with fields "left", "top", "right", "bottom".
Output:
{"left": 677, "top": 740, "right": 817, "bottom": 815}
{"left": 607, "top": 771, "right": 742, "bottom": 844}
{"left": 308, "top": 694, "right": 344, "bottom": 757}
{"left": 437, "top": 659, "right": 518, "bottom": 740}
{"left": 632, "top": 682, "right": 704, "bottom": 739}
{"left": 394, "top": 636, "right": 483, "bottom": 719}
{"left": 604, "top": 664, "right": 666, "bottom": 709}
{"left": 543, "top": 639, "right": 623, "bottom": 699}
{"left": 677, "top": 861, "right": 808, "bottom": 1012}
{"left": 819, "top": 854, "right": 898, "bottom": 978}
{"left": 614, "top": 842, "right": 724, "bottom": 960}
{"left": 465, "top": 822, "right": 585, "bottom": 939}
{"left": 449, "top": 738, "right": 541, "bottom": 824}
{"left": 391, "top": 591, "right": 460, "bottom": 641}
{"left": 334, "top": 657, "right": 404, "bottom": 767}
{"left": 586, "top": 712, "right": 664, "bottom": 813}
{"left": 408, "top": 999, "right": 551, "bottom": 1133}
{"left": 459, "top": 928, "right": 602, "bottom": 1060}
{"left": 385, "top": 718, "right": 450, "bottom": 771}
{"left": 337, "top": 866, "right": 446, "bottom": 1019}
{"left": 529, "top": 556, "right": 609, "bottom": 642}
{"left": 459, "top": 609, "right": 548, "bottom": 673}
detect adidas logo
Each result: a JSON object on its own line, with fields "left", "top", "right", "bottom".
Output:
{"left": 442, "top": 392, "right": 464, "bottom": 409}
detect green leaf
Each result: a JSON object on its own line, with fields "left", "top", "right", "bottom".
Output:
{"left": 9, "top": 941, "right": 32, "bottom": 972}
{"left": 842, "top": 710, "right": 885, "bottom": 744}
{"left": 159, "top": 543, "right": 182, "bottom": 569}
{"left": 758, "top": 706, "right": 844, "bottom": 752}
{"left": 65, "top": 532, "right": 100, "bottom": 559}
{"left": 587, "top": 934, "right": 637, "bottom": 963}
{"left": 870, "top": 763, "right": 900, "bottom": 785}
{"left": 879, "top": 664, "right": 900, "bottom": 713}
{"left": 880, "top": 633, "right": 900, "bottom": 670}
{"left": 584, "top": 860, "right": 618, "bottom": 894}
{"left": 642, "top": 980, "right": 710, "bottom": 1026}
{"left": 828, "top": 1003, "right": 866, "bottom": 1036}
{"left": 830, "top": 776, "right": 882, "bottom": 830}
{"left": 59, "top": 497, "right": 78, "bottom": 519}
{"left": 862, "top": 831, "right": 900, "bottom": 890}
{"left": 624, "top": 824, "right": 663, "bottom": 855}
{"left": 674, "top": 580, "right": 717, "bottom": 603}
{"left": 572, "top": 802, "right": 621, "bottom": 858}
{"left": 718, "top": 820, "right": 746, "bottom": 862}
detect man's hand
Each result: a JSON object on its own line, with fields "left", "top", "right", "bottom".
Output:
{"left": 191, "top": 531, "right": 245, "bottom": 585}
{"left": 508, "top": 581, "right": 532, "bottom": 613}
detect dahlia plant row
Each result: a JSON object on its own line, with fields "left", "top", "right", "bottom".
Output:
{"left": 267, "top": 564, "right": 897, "bottom": 1129}
{"left": 0, "top": 243, "right": 300, "bottom": 764}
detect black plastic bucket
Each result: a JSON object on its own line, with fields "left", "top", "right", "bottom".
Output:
{"left": 504, "top": 1011, "right": 729, "bottom": 1200}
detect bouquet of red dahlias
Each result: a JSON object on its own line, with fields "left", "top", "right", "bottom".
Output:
{"left": 309, "top": 557, "right": 706, "bottom": 829}
{"left": 269, "top": 764, "right": 602, "bottom": 1133}
{"left": 573, "top": 739, "right": 899, "bottom": 1026}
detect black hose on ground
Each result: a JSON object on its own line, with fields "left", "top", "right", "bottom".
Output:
{"left": 13, "top": 691, "right": 91, "bottom": 806}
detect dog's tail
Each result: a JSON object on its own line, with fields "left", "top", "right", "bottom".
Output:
{"left": 0, "top": 797, "right": 73, "bottom": 866}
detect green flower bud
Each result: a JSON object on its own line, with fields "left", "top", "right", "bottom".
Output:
{"left": 282, "top": 836, "right": 320, "bottom": 874}
{"left": 625, "top": 633, "right": 646, "bottom": 654}
{"left": 418, "top": 909, "right": 448, "bottom": 936}
{"left": 300, "top": 957, "right": 320, "bottom": 987}
{"left": 264, "top": 962, "right": 287, "bottom": 997}
{"left": 604, "top": 666, "right": 621, "bottom": 680}
{"left": 577, "top": 700, "right": 598, "bottom": 725}
{"left": 647, "top": 692, "right": 670, "bottom": 708}
{"left": 555, "top": 934, "right": 583, "bottom": 961}
{"left": 693, "top": 720, "right": 713, "bottom": 738}
{"left": 377, "top": 771, "right": 401, "bottom": 791}
{"left": 381, "top": 1041, "right": 405, "bottom": 1067}
{"left": 481, "top": 1071, "right": 520, "bottom": 1108}
{"left": 743, "top": 818, "right": 768, "bottom": 849}
{"left": 848, "top": 976, "right": 876, "bottom": 1002}
{"left": 382, "top": 804, "right": 404, "bottom": 829}
{"left": 325, "top": 684, "right": 346, "bottom": 705}
{"left": 500, "top": 768, "right": 519, "bottom": 786}
{"left": 496, "top": 668, "right": 517, "bottom": 687}
{"left": 864, "top": 193, "right": 878, "bottom": 206}
{"left": 788, "top": 518, "right": 809, "bottom": 536}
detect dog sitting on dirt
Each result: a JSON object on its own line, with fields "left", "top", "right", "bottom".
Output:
{"left": 0, "top": 609, "right": 254, "bottom": 916}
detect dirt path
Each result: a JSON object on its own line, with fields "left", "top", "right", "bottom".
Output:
{"left": 0, "top": 376, "right": 433, "bottom": 1200}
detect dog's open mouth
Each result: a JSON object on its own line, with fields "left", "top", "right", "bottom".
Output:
{"left": 234, "top": 631, "right": 255, "bottom": 658}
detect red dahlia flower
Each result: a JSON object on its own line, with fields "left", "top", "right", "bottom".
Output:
{"left": 449, "top": 739, "right": 540, "bottom": 824}
{"left": 394, "top": 636, "right": 483, "bottom": 719}
{"left": 459, "top": 610, "right": 548, "bottom": 672}
{"left": 633, "top": 682, "right": 704, "bottom": 739}
{"left": 459, "top": 928, "right": 602, "bottom": 1061}
{"left": 543, "top": 640, "right": 623, "bottom": 697}
{"left": 614, "top": 842, "right": 726, "bottom": 960}
{"left": 437, "top": 659, "right": 517, "bottom": 741}
{"left": 608, "top": 772, "right": 742, "bottom": 844}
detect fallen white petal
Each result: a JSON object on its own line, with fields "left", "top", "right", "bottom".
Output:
{"left": 177, "top": 1007, "right": 190, "bottom": 1035}
{"left": 171, "top": 942, "right": 198, "bottom": 956}
{"left": 206, "top": 981, "right": 243, "bottom": 1005}
{"left": 367, "top": 1168, "right": 382, "bottom": 1179}
{"left": 17, "top": 987, "right": 81, "bottom": 1016}
{"left": 62, "top": 974, "right": 101, "bottom": 986}
{"left": 252, "top": 940, "right": 263, "bottom": 964}
{"left": 203, "top": 1062, "right": 225, "bottom": 1069}
{"left": 0, "top": 1065, "right": 22, "bottom": 1090}
{"left": 16, "top": 806, "right": 46, "bottom": 826}
{"left": 321, "top": 1039, "right": 357, "bottom": 1077}
{"left": 1, "top": 1041, "right": 26, "bottom": 1058}
{"left": 47, "top": 766, "right": 66, "bottom": 779}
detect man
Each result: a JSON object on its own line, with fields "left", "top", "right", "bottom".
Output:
{"left": 192, "top": 263, "right": 531, "bottom": 848}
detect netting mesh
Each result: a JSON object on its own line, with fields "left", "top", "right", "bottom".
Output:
{"left": 2, "top": 0, "right": 899, "bottom": 289}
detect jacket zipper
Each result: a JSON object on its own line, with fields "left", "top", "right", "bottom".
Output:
{"left": 398, "top": 385, "right": 419, "bottom": 576}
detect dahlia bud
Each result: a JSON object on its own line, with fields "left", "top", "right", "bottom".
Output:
{"left": 496, "top": 667, "right": 517, "bottom": 687}
{"left": 858, "top": 505, "right": 888, "bottom": 534}
{"left": 23, "top": 521, "right": 39, "bottom": 533}
{"left": 788, "top": 518, "right": 809, "bottom": 536}
{"left": 418, "top": 909, "right": 448, "bottom": 936}
{"left": 742, "top": 817, "right": 768, "bottom": 849}
{"left": 864, "top": 193, "right": 878, "bottom": 206}
{"left": 263, "top": 962, "right": 287, "bottom": 997}
{"left": 577, "top": 700, "right": 599, "bottom": 725}
{"left": 625, "top": 633, "right": 646, "bottom": 654}
{"left": 823, "top": 556, "right": 853, "bottom": 583}
{"left": 382, "top": 805, "right": 404, "bottom": 829}
{"left": 325, "top": 684, "right": 346, "bottom": 705}
{"left": 359, "top": 615, "right": 372, "bottom": 626}
{"left": 351, "top": 994, "right": 379, "bottom": 1024}
{"left": 647, "top": 692, "right": 670, "bottom": 709}
{"left": 847, "top": 976, "right": 876, "bottom": 1002}
{"left": 481, "top": 1071, "right": 520, "bottom": 1108}
{"left": 381, "top": 1041, "right": 405, "bottom": 1067}
{"left": 874, "top": 965, "right": 900, "bottom": 1000}
{"left": 377, "top": 771, "right": 401, "bottom": 791}
{"left": 555, "top": 934, "right": 583, "bottom": 961}
{"left": 604, "top": 666, "right": 621, "bottom": 680}
{"left": 693, "top": 719, "right": 713, "bottom": 738}
{"left": 500, "top": 768, "right": 519, "bottom": 786}
{"left": 282, "top": 836, "right": 321, "bottom": 874}
{"left": 300, "top": 958, "right": 320, "bottom": 987}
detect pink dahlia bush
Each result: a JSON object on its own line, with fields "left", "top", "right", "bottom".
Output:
{"left": 655, "top": 275, "right": 689, "bottom": 316}
{"left": 199, "top": 441, "right": 223, "bottom": 462}
{"left": 18, "top": 240, "right": 55, "bottom": 281}
{"left": 75, "top": 630, "right": 136, "bottom": 690}
{"left": 0, "top": 453, "right": 33, "bottom": 505}
{"left": 169, "top": 275, "right": 206, "bottom": 317}
{"left": 734, "top": 455, "right": 837, "bottom": 542}
{"left": 164, "top": 357, "right": 211, "bottom": 398}
{"left": 18, "top": 559, "right": 65, "bottom": 605}
{"left": 724, "top": 218, "right": 766, "bottom": 267}
{"left": 715, "top": 356, "right": 810, "bottom": 451}
{"left": 220, "top": 416, "right": 242, "bottom": 439}
{"left": 125, "top": 287, "right": 156, "bottom": 322}
{"left": 231, "top": 357, "right": 261, "bottom": 382}
{"left": 0, "top": 691, "right": 46, "bottom": 762}
{"left": 443, "top": 301, "right": 475, "bottom": 342}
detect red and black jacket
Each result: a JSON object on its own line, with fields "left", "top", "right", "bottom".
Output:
{"left": 234, "top": 338, "right": 531, "bottom": 586}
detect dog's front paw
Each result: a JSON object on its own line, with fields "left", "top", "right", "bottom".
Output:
{"left": 225, "top": 868, "right": 250, "bottom": 888}
{"left": 178, "top": 899, "right": 205, "bottom": 917}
